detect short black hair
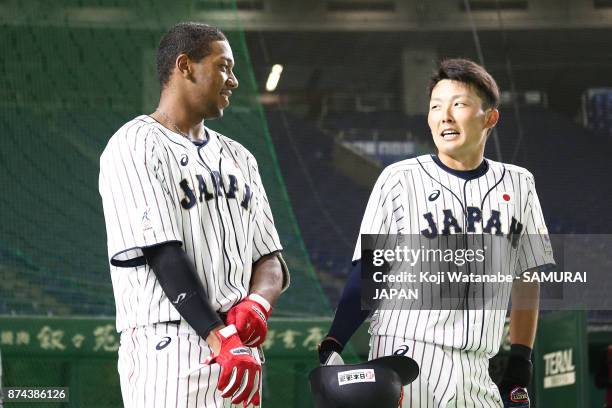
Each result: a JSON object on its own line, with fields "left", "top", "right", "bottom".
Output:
{"left": 429, "top": 58, "right": 500, "bottom": 109}
{"left": 156, "top": 22, "right": 227, "bottom": 88}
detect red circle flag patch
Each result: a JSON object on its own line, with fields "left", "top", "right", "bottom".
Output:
{"left": 498, "top": 192, "right": 514, "bottom": 203}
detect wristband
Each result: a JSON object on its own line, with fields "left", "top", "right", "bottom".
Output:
{"left": 248, "top": 293, "right": 271, "bottom": 313}
{"left": 510, "top": 344, "right": 532, "bottom": 360}
{"left": 501, "top": 345, "right": 533, "bottom": 389}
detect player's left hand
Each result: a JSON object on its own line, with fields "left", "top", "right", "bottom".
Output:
{"left": 245, "top": 362, "right": 263, "bottom": 407}
{"left": 204, "top": 325, "right": 261, "bottom": 406}
{"left": 498, "top": 352, "right": 532, "bottom": 408}
{"left": 318, "top": 337, "right": 344, "bottom": 365}
{"left": 500, "top": 386, "right": 530, "bottom": 408}
{"left": 226, "top": 294, "right": 271, "bottom": 347}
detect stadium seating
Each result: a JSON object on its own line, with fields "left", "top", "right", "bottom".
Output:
{"left": 491, "top": 106, "right": 612, "bottom": 234}
{"left": 265, "top": 110, "right": 370, "bottom": 300}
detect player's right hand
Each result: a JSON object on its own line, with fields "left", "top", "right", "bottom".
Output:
{"left": 318, "top": 337, "right": 344, "bottom": 365}
{"left": 226, "top": 293, "right": 271, "bottom": 347}
{"left": 204, "top": 325, "right": 261, "bottom": 406}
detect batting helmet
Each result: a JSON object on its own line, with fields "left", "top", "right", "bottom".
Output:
{"left": 309, "top": 355, "right": 419, "bottom": 408}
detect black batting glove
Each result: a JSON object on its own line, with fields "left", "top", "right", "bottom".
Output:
{"left": 498, "top": 345, "right": 533, "bottom": 408}
{"left": 318, "top": 337, "right": 344, "bottom": 365}
{"left": 500, "top": 386, "right": 530, "bottom": 408}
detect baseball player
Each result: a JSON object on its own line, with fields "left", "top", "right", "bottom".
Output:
{"left": 99, "top": 22, "right": 289, "bottom": 407}
{"left": 319, "top": 58, "right": 554, "bottom": 407}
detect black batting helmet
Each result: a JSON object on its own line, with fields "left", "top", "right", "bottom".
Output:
{"left": 309, "top": 355, "right": 419, "bottom": 408}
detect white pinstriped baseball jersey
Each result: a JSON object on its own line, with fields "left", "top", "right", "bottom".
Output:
{"left": 99, "top": 115, "right": 284, "bottom": 333}
{"left": 369, "top": 335, "right": 505, "bottom": 408}
{"left": 353, "top": 154, "right": 555, "bottom": 356}
{"left": 117, "top": 321, "right": 263, "bottom": 408}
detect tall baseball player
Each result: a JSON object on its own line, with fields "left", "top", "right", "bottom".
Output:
{"left": 99, "top": 22, "right": 289, "bottom": 407}
{"left": 319, "top": 59, "right": 554, "bottom": 408}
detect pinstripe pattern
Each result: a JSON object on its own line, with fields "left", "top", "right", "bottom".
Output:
{"left": 370, "top": 335, "right": 503, "bottom": 408}
{"left": 353, "top": 155, "right": 554, "bottom": 353}
{"left": 100, "top": 115, "right": 283, "bottom": 330}
{"left": 101, "top": 115, "right": 282, "bottom": 407}
{"left": 354, "top": 154, "right": 554, "bottom": 407}
{"left": 118, "top": 322, "right": 261, "bottom": 408}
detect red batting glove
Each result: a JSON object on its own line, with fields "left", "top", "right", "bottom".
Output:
{"left": 248, "top": 358, "right": 263, "bottom": 407}
{"left": 204, "top": 325, "right": 261, "bottom": 406}
{"left": 226, "top": 294, "right": 272, "bottom": 347}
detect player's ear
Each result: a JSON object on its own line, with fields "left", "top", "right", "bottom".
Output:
{"left": 484, "top": 108, "right": 499, "bottom": 130}
{"left": 175, "top": 53, "right": 192, "bottom": 79}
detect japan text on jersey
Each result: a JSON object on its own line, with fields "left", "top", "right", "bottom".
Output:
{"left": 99, "top": 116, "right": 283, "bottom": 332}
{"left": 353, "top": 154, "right": 554, "bottom": 354}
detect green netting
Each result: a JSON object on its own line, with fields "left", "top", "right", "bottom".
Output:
{"left": 0, "top": 0, "right": 330, "bottom": 317}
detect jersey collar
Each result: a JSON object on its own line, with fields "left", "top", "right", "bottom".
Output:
{"left": 145, "top": 115, "right": 214, "bottom": 147}
{"left": 431, "top": 154, "right": 489, "bottom": 180}
{"left": 193, "top": 127, "right": 212, "bottom": 147}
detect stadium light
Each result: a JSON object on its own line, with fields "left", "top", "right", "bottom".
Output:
{"left": 265, "top": 64, "right": 283, "bottom": 92}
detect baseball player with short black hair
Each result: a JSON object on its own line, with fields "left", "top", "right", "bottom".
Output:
{"left": 319, "top": 58, "right": 554, "bottom": 408}
{"left": 99, "top": 22, "right": 289, "bottom": 407}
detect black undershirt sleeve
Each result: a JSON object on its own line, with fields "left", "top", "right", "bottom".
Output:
{"left": 327, "top": 260, "right": 370, "bottom": 346}
{"left": 141, "top": 242, "right": 223, "bottom": 339}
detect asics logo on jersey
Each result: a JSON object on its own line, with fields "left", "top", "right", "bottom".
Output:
{"left": 180, "top": 155, "right": 189, "bottom": 166}
{"left": 179, "top": 171, "right": 253, "bottom": 211}
{"left": 421, "top": 207, "right": 523, "bottom": 247}
{"left": 156, "top": 336, "right": 172, "bottom": 350}
{"left": 428, "top": 190, "right": 440, "bottom": 201}
{"left": 172, "top": 293, "right": 187, "bottom": 304}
